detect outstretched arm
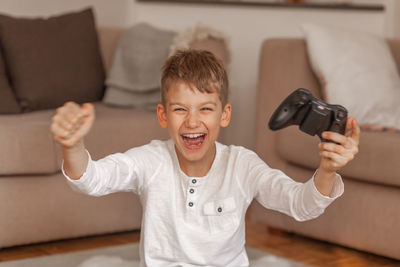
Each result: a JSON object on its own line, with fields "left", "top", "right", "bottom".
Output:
{"left": 50, "top": 102, "right": 95, "bottom": 180}
{"left": 314, "top": 117, "right": 360, "bottom": 196}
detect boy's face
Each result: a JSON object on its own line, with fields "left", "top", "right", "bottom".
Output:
{"left": 157, "top": 81, "right": 231, "bottom": 171}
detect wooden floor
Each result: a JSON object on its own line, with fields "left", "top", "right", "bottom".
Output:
{"left": 0, "top": 221, "right": 399, "bottom": 266}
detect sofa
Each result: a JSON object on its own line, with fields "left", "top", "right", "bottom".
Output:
{"left": 0, "top": 26, "right": 172, "bottom": 248}
{"left": 249, "top": 38, "right": 400, "bottom": 260}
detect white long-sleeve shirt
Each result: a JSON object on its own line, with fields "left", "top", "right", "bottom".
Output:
{"left": 64, "top": 139, "right": 343, "bottom": 267}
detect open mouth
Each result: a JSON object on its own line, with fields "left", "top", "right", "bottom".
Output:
{"left": 181, "top": 133, "right": 206, "bottom": 149}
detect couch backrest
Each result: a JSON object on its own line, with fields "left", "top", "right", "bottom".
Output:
{"left": 97, "top": 27, "right": 124, "bottom": 74}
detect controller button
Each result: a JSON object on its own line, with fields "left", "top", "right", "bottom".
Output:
{"left": 337, "top": 111, "right": 346, "bottom": 119}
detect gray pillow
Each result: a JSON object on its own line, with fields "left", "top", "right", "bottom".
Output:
{"left": 103, "top": 23, "right": 176, "bottom": 110}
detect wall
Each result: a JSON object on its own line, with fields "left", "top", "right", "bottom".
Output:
{"left": 0, "top": 0, "right": 135, "bottom": 26}
{"left": 0, "top": 0, "right": 398, "bottom": 148}
{"left": 385, "top": 0, "right": 400, "bottom": 38}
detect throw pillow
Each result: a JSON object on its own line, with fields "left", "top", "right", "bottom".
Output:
{"left": 0, "top": 48, "right": 21, "bottom": 114}
{"left": 0, "top": 8, "right": 105, "bottom": 111}
{"left": 302, "top": 24, "right": 400, "bottom": 130}
{"left": 103, "top": 23, "right": 177, "bottom": 110}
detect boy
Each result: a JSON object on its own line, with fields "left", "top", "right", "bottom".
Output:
{"left": 51, "top": 50, "right": 360, "bottom": 266}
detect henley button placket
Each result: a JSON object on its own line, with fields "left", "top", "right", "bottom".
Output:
{"left": 187, "top": 179, "right": 199, "bottom": 209}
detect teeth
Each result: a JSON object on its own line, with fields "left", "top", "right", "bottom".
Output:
{"left": 183, "top": 133, "right": 205, "bottom": 138}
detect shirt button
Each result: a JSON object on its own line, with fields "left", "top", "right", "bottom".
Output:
{"left": 189, "top": 188, "right": 195, "bottom": 194}
{"left": 217, "top": 207, "right": 222, "bottom": 213}
{"left": 192, "top": 179, "right": 197, "bottom": 184}
{"left": 188, "top": 202, "right": 194, "bottom": 207}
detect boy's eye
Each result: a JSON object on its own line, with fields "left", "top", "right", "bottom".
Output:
{"left": 201, "top": 107, "right": 213, "bottom": 111}
{"left": 174, "top": 108, "right": 186, "bottom": 112}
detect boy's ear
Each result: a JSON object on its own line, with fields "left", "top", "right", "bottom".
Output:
{"left": 157, "top": 104, "right": 168, "bottom": 128}
{"left": 220, "top": 103, "right": 232, "bottom": 128}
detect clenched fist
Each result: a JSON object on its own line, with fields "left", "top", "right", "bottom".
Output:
{"left": 50, "top": 102, "right": 95, "bottom": 148}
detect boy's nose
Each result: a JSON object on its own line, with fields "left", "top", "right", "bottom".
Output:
{"left": 186, "top": 112, "right": 201, "bottom": 128}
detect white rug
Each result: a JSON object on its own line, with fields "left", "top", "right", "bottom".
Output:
{"left": 0, "top": 243, "right": 308, "bottom": 267}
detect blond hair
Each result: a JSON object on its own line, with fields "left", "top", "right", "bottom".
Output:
{"left": 161, "top": 50, "right": 229, "bottom": 107}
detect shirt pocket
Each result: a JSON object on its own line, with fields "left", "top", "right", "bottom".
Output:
{"left": 203, "top": 197, "right": 239, "bottom": 235}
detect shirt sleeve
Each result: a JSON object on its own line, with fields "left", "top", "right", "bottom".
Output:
{"left": 62, "top": 149, "right": 145, "bottom": 196}
{"left": 244, "top": 150, "right": 344, "bottom": 222}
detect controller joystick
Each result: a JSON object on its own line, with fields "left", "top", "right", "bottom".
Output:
{"left": 268, "top": 88, "right": 348, "bottom": 142}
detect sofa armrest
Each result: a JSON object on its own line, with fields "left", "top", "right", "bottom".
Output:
{"left": 254, "top": 38, "right": 320, "bottom": 169}
{"left": 388, "top": 39, "right": 400, "bottom": 73}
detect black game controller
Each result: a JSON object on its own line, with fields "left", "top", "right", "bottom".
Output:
{"left": 268, "top": 88, "right": 347, "bottom": 142}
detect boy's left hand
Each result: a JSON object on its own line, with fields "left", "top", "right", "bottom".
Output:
{"left": 318, "top": 117, "right": 360, "bottom": 173}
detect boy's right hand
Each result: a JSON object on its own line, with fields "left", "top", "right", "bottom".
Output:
{"left": 50, "top": 102, "right": 95, "bottom": 149}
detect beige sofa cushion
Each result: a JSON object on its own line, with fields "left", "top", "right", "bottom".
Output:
{"left": 82, "top": 103, "right": 169, "bottom": 160}
{"left": 0, "top": 108, "right": 58, "bottom": 175}
{"left": 0, "top": 103, "right": 168, "bottom": 175}
{"left": 275, "top": 126, "right": 400, "bottom": 187}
